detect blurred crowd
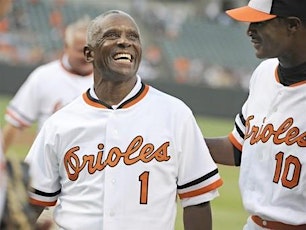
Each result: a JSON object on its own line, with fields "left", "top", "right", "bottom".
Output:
{"left": 0, "top": 0, "right": 253, "bottom": 90}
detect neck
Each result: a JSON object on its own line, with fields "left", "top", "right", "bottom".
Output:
{"left": 94, "top": 76, "right": 137, "bottom": 106}
{"left": 277, "top": 61, "right": 306, "bottom": 86}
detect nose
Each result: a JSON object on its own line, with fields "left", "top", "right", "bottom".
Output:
{"left": 117, "top": 35, "right": 131, "bottom": 48}
{"left": 246, "top": 23, "right": 256, "bottom": 37}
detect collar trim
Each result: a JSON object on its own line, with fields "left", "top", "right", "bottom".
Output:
{"left": 82, "top": 83, "right": 149, "bottom": 109}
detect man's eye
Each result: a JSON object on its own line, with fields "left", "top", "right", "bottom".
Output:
{"left": 128, "top": 33, "right": 139, "bottom": 40}
{"left": 106, "top": 32, "right": 119, "bottom": 38}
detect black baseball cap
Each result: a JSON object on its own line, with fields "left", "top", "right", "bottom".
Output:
{"left": 226, "top": 0, "right": 306, "bottom": 22}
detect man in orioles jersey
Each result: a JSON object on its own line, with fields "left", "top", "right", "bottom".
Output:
{"left": 25, "top": 10, "right": 223, "bottom": 230}
{"left": 204, "top": 0, "right": 306, "bottom": 229}
{"left": 2, "top": 16, "right": 93, "bottom": 154}
{"left": 2, "top": 15, "right": 93, "bottom": 229}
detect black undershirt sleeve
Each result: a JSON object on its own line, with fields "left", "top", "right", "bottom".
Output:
{"left": 233, "top": 145, "right": 242, "bottom": 166}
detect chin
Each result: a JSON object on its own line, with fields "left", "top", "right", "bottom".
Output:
{"left": 255, "top": 52, "right": 268, "bottom": 59}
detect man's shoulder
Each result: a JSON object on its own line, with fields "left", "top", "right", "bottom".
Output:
{"left": 25, "top": 60, "right": 63, "bottom": 83}
{"left": 148, "top": 85, "right": 182, "bottom": 101}
{"left": 31, "top": 59, "right": 61, "bottom": 75}
{"left": 257, "top": 58, "right": 279, "bottom": 69}
{"left": 43, "top": 95, "right": 84, "bottom": 125}
{"left": 147, "top": 85, "right": 192, "bottom": 112}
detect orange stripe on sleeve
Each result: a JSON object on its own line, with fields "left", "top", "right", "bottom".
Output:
{"left": 29, "top": 197, "right": 57, "bottom": 207}
{"left": 178, "top": 178, "right": 223, "bottom": 199}
{"left": 228, "top": 133, "right": 242, "bottom": 152}
{"left": 5, "top": 109, "right": 29, "bottom": 128}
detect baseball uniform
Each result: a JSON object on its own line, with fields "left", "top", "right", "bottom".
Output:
{"left": 5, "top": 56, "right": 93, "bottom": 131}
{"left": 25, "top": 76, "right": 223, "bottom": 230}
{"left": 229, "top": 58, "right": 306, "bottom": 226}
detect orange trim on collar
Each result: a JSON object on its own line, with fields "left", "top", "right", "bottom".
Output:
{"left": 82, "top": 84, "right": 150, "bottom": 109}
{"left": 121, "top": 84, "right": 149, "bottom": 108}
{"left": 82, "top": 92, "right": 108, "bottom": 109}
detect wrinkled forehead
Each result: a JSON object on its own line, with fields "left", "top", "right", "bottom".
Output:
{"left": 99, "top": 12, "right": 139, "bottom": 33}
{"left": 87, "top": 11, "right": 141, "bottom": 47}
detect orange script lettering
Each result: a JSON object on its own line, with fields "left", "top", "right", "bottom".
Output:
{"left": 245, "top": 116, "right": 306, "bottom": 147}
{"left": 64, "top": 135, "right": 170, "bottom": 181}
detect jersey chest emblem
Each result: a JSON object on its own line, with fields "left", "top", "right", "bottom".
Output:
{"left": 64, "top": 135, "right": 170, "bottom": 181}
{"left": 245, "top": 115, "right": 306, "bottom": 147}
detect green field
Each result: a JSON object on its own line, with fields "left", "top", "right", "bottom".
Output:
{"left": 175, "top": 116, "right": 248, "bottom": 230}
{"left": 0, "top": 94, "right": 249, "bottom": 229}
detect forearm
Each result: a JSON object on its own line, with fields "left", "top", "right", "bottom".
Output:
{"left": 2, "top": 123, "right": 21, "bottom": 154}
{"left": 28, "top": 204, "right": 45, "bottom": 225}
{"left": 183, "top": 202, "right": 212, "bottom": 230}
{"left": 205, "top": 136, "right": 236, "bottom": 166}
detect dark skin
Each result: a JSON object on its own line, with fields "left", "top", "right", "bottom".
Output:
{"left": 205, "top": 16, "right": 306, "bottom": 166}
{"left": 84, "top": 12, "right": 141, "bottom": 106}
{"left": 30, "top": 11, "right": 213, "bottom": 229}
{"left": 184, "top": 202, "right": 212, "bottom": 230}
{"left": 247, "top": 16, "right": 306, "bottom": 67}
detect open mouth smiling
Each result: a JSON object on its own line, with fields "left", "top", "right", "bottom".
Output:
{"left": 113, "top": 53, "right": 133, "bottom": 63}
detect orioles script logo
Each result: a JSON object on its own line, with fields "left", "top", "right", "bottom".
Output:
{"left": 245, "top": 116, "right": 306, "bottom": 147}
{"left": 64, "top": 135, "right": 170, "bottom": 181}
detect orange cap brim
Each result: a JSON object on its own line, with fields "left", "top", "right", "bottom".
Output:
{"left": 226, "top": 6, "right": 277, "bottom": 22}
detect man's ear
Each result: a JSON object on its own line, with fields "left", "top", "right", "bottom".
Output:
{"left": 286, "top": 16, "right": 301, "bottom": 33}
{"left": 84, "top": 45, "right": 94, "bottom": 62}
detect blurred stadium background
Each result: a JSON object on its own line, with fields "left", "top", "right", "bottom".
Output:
{"left": 0, "top": 0, "right": 260, "bottom": 118}
{"left": 0, "top": 0, "right": 254, "bottom": 229}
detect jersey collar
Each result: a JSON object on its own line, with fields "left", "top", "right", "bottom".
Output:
{"left": 83, "top": 76, "right": 149, "bottom": 109}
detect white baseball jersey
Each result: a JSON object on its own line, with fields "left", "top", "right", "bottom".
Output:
{"left": 230, "top": 58, "right": 306, "bottom": 225}
{"left": 0, "top": 130, "right": 6, "bottom": 221}
{"left": 5, "top": 58, "right": 93, "bottom": 131}
{"left": 25, "top": 76, "right": 223, "bottom": 230}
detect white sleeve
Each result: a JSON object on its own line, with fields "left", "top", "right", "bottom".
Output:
{"left": 25, "top": 121, "right": 61, "bottom": 206}
{"left": 177, "top": 112, "right": 222, "bottom": 208}
{"left": 5, "top": 68, "right": 41, "bottom": 128}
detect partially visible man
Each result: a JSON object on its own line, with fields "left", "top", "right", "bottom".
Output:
{"left": 2, "top": 15, "right": 93, "bottom": 229}
{"left": 0, "top": 0, "right": 12, "bottom": 223}
{"left": 0, "top": 0, "right": 51, "bottom": 229}
{"left": 25, "top": 10, "right": 223, "bottom": 230}
{"left": 205, "top": 0, "right": 306, "bottom": 229}
{"left": 3, "top": 15, "right": 93, "bottom": 153}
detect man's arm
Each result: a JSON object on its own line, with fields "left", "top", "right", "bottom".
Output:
{"left": 204, "top": 136, "right": 236, "bottom": 166}
{"left": 28, "top": 204, "right": 45, "bottom": 225}
{"left": 183, "top": 202, "right": 212, "bottom": 230}
{"left": 2, "top": 123, "right": 22, "bottom": 154}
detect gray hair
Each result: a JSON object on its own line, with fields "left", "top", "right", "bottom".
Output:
{"left": 65, "top": 15, "right": 91, "bottom": 47}
{"left": 86, "top": 10, "right": 139, "bottom": 47}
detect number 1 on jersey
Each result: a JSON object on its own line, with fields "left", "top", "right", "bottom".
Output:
{"left": 139, "top": 171, "right": 150, "bottom": 204}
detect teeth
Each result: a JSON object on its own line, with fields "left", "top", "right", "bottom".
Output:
{"left": 114, "top": 53, "right": 132, "bottom": 61}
